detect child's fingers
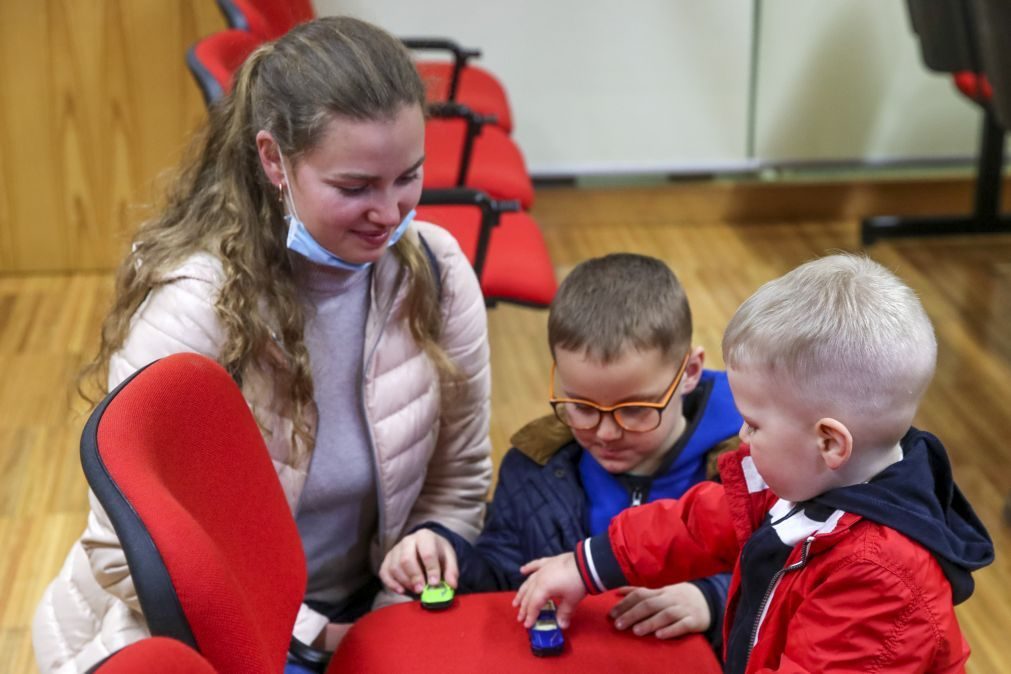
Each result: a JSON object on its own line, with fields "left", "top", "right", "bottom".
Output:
{"left": 415, "top": 534, "right": 443, "bottom": 588}
{"left": 377, "top": 562, "right": 404, "bottom": 594}
{"left": 555, "top": 599, "right": 576, "bottom": 630}
{"left": 519, "top": 557, "right": 548, "bottom": 575}
{"left": 512, "top": 577, "right": 529, "bottom": 608}
{"left": 440, "top": 539, "right": 460, "bottom": 589}
{"left": 520, "top": 586, "right": 547, "bottom": 627}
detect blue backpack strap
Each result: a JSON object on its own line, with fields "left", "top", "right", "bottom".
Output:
{"left": 417, "top": 232, "right": 443, "bottom": 301}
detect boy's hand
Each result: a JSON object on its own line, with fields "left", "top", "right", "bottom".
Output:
{"left": 609, "top": 583, "right": 711, "bottom": 639}
{"left": 513, "top": 553, "right": 586, "bottom": 629}
{"left": 378, "top": 529, "right": 458, "bottom": 595}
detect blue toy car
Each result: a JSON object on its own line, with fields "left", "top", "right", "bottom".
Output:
{"left": 528, "top": 600, "right": 565, "bottom": 656}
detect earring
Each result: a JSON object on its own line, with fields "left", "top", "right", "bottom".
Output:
{"left": 277, "top": 182, "right": 285, "bottom": 204}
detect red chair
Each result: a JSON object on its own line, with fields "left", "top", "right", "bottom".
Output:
{"left": 86, "top": 638, "right": 217, "bottom": 674}
{"left": 214, "top": 0, "right": 513, "bottom": 132}
{"left": 406, "top": 40, "right": 514, "bottom": 134}
{"left": 80, "top": 353, "right": 307, "bottom": 674}
{"left": 185, "top": 29, "right": 262, "bottom": 105}
{"left": 418, "top": 189, "right": 556, "bottom": 307}
{"left": 215, "top": 0, "right": 314, "bottom": 39}
{"left": 425, "top": 107, "right": 534, "bottom": 208}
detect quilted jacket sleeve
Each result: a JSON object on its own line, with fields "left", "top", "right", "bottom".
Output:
{"left": 403, "top": 225, "right": 493, "bottom": 541}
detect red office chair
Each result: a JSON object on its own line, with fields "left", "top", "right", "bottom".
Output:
{"left": 86, "top": 638, "right": 217, "bottom": 674}
{"left": 80, "top": 353, "right": 307, "bottom": 674}
{"left": 425, "top": 106, "right": 534, "bottom": 208}
{"left": 407, "top": 40, "right": 514, "bottom": 134}
{"left": 418, "top": 189, "right": 556, "bottom": 307}
{"left": 214, "top": 0, "right": 513, "bottom": 132}
{"left": 215, "top": 0, "right": 314, "bottom": 39}
{"left": 185, "top": 29, "right": 262, "bottom": 106}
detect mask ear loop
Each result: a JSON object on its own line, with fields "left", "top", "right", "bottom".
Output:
{"left": 277, "top": 152, "right": 303, "bottom": 224}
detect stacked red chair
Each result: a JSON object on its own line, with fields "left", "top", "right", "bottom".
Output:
{"left": 214, "top": 0, "right": 512, "bottom": 131}
{"left": 417, "top": 189, "right": 556, "bottom": 307}
{"left": 80, "top": 353, "right": 308, "bottom": 674}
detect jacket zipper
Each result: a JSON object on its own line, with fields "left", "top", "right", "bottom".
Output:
{"left": 630, "top": 485, "right": 645, "bottom": 507}
{"left": 746, "top": 535, "right": 815, "bottom": 665}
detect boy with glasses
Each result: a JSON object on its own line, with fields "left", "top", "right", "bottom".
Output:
{"left": 380, "top": 253, "right": 742, "bottom": 651}
{"left": 514, "top": 254, "right": 994, "bottom": 672}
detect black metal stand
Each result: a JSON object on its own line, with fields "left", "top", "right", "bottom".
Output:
{"left": 862, "top": 107, "right": 1010, "bottom": 245}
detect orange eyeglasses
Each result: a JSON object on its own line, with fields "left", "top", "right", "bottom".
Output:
{"left": 549, "top": 353, "right": 690, "bottom": 433}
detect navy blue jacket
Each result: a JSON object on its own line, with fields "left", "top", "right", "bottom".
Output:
{"left": 423, "top": 370, "right": 742, "bottom": 652}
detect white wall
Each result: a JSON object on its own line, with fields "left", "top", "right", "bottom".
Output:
{"left": 755, "top": 0, "right": 978, "bottom": 165}
{"left": 317, "top": 0, "right": 983, "bottom": 175}
{"left": 319, "top": 0, "right": 755, "bottom": 176}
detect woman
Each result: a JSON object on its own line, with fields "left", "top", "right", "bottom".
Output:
{"left": 33, "top": 16, "right": 491, "bottom": 673}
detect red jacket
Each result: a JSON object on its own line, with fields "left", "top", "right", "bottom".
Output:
{"left": 576, "top": 441, "right": 988, "bottom": 673}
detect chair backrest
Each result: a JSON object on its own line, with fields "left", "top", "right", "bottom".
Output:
{"left": 80, "top": 353, "right": 306, "bottom": 674}
{"left": 86, "top": 637, "right": 217, "bottom": 674}
{"left": 216, "top": 0, "right": 315, "bottom": 40}
{"left": 186, "top": 29, "right": 263, "bottom": 105}
{"left": 906, "top": 0, "right": 979, "bottom": 73}
{"left": 973, "top": 0, "right": 1011, "bottom": 128}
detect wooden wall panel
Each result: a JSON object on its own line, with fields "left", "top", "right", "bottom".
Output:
{"left": 0, "top": 1, "right": 224, "bottom": 273}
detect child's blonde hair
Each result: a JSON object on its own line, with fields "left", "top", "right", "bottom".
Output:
{"left": 723, "top": 253, "right": 936, "bottom": 446}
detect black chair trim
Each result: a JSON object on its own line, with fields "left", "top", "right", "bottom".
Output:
{"left": 185, "top": 45, "right": 225, "bottom": 107}
{"left": 214, "top": 0, "right": 250, "bottom": 32}
{"left": 79, "top": 360, "right": 199, "bottom": 651}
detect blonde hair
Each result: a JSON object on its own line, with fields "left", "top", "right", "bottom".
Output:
{"left": 82, "top": 17, "right": 449, "bottom": 462}
{"left": 722, "top": 253, "right": 936, "bottom": 443}
{"left": 548, "top": 253, "right": 692, "bottom": 363}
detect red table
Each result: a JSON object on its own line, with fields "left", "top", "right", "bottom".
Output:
{"left": 328, "top": 590, "right": 722, "bottom": 673}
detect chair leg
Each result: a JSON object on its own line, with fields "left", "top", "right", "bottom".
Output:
{"left": 862, "top": 107, "right": 1009, "bottom": 245}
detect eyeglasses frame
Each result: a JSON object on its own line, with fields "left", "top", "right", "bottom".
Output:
{"left": 548, "top": 353, "right": 691, "bottom": 433}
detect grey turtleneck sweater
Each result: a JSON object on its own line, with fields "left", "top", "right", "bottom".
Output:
{"left": 293, "top": 258, "right": 377, "bottom": 608}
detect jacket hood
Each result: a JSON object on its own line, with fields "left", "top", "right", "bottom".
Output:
{"left": 813, "top": 427, "right": 994, "bottom": 604}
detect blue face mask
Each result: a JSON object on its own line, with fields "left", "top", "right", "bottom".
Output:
{"left": 279, "top": 155, "right": 414, "bottom": 271}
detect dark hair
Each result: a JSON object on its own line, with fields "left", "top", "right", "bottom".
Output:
{"left": 548, "top": 253, "right": 692, "bottom": 363}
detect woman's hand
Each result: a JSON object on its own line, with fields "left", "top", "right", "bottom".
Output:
{"left": 609, "top": 583, "right": 711, "bottom": 639}
{"left": 378, "top": 529, "right": 458, "bottom": 595}
{"left": 513, "top": 553, "right": 586, "bottom": 629}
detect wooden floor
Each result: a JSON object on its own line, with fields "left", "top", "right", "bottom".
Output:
{"left": 2, "top": 180, "right": 1009, "bottom": 672}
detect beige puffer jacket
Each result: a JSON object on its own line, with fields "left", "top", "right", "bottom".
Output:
{"left": 32, "top": 223, "right": 492, "bottom": 673}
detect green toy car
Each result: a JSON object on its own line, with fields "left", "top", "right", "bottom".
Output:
{"left": 420, "top": 581, "right": 455, "bottom": 611}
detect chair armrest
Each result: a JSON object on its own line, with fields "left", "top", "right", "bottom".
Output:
{"left": 402, "top": 38, "right": 482, "bottom": 101}
{"left": 419, "top": 189, "right": 520, "bottom": 280}
{"left": 427, "top": 103, "right": 500, "bottom": 186}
